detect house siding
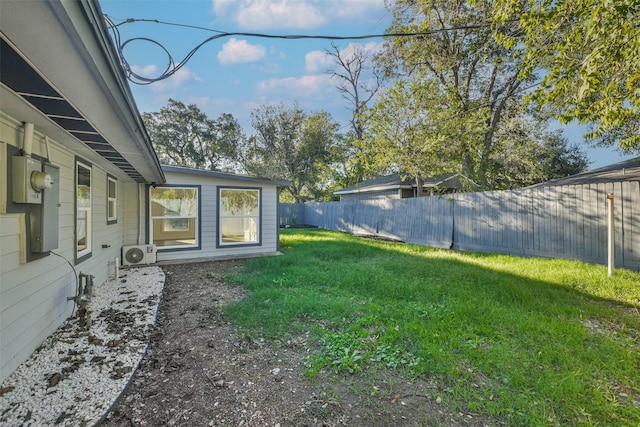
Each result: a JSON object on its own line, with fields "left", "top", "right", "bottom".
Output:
{"left": 155, "top": 171, "right": 281, "bottom": 261}
{"left": 0, "top": 113, "right": 133, "bottom": 382}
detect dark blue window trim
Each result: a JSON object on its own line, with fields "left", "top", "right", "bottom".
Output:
{"left": 147, "top": 184, "right": 202, "bottom": 252}
{"left": 216, "top": 186, "right": 263, "bottom": 249}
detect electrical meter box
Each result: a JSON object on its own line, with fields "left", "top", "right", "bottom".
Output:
{"left": 12, "top": 156, "right": 43, "bottom": 204}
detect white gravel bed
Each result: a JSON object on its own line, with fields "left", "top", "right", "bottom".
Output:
{"left": 0, "top": 267, "right": 165, "bottom": 427}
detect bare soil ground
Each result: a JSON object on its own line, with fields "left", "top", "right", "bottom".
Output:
{"left": 101, "top": 260, "right": 500, "bottom": 426}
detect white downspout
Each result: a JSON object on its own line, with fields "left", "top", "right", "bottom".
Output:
{"left": 44, "top": 136, "right": 52, "bottom": 162}
{"left": 138, "top": 183, "right": 144, "bottom": 245}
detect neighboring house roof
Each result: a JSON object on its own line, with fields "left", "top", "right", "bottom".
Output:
{"left": 335, "top": 173, "right": 470, "bottom": 195}
{"left": 0, "top": 0, "right": 164, "bottom": 183}
{"left": 528, "top": 157, "right": 640, "bottom": 188}
{"left": 162, "top": 165, "right": 292, "bottom": 187}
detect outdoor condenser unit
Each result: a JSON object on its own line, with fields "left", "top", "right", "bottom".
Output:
{"left": 122, "top": 245, "right": 157, "bottom": 266}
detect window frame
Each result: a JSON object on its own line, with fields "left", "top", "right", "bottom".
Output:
{"left": 75, "top": 158, "right": 92, "bottom": 264}
{"left": 148, "top": 185, "right": 201, "bottom": 251}
{"left": 106, "top": 174, "right": 117, "bottom": 225}
{"left": 217, "top": 186, "right": 262, "bottom": 248}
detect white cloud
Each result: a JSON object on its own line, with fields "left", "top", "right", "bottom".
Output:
{"left": 332, "top": 0, "right": 386, "bottom": 18}
{"left": 212, "top": 0, "right": 387, "bottom": 28}
{"left": 131, "top": 64, "right": 159, "bottom": 79}
{"left": 212, "top": 0, "right": 389, "bottom": 30}
{"left": 240, "top": 0, "right": 325, "bottom": 29}
{"left": 257, "top": 74, "right": 330, "bottom": 97}
{"left": 305, "top": 42, "right": 384, "bottom": 73}
{"left": 131, "top": 66, "right": 201, "bottom": 93}
{"left": 361, "top": 41, "right": 385, "bottom": 54}
{"left": 212, "top": 0, "right": 236, "bottom": 16}
{"left": 218, "top": 38, "right": 267, "bottom": 65}
{"left": 340, "top": 42, "right": 385, "bottom": 60}
{"left": 304, "top": 50, "right": 333, "bottom": 73}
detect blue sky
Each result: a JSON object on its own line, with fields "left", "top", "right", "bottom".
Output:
{"left": 99, "top": 0, "right": 634, "bottom": 169}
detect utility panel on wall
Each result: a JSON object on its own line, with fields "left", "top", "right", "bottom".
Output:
{"left": 12, "top": 156, "right": 48, "bottom": 204}
{"left": 30, "top": 163, "right": 60, "bottom": 253}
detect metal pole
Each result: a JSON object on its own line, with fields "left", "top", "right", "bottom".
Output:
{"left": 607, "top": 193, "right": 614, "bottom": 276}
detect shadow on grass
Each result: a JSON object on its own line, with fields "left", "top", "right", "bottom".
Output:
{"left": 225, "top": 229, "right": 640, "bottom": 426}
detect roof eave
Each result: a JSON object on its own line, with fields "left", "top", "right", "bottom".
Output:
{"left": 78, "top": 0, "right": 165, "bottom": 183}
{"left": 334, "top": 184, "right": 412, "bottom": 195}
{"left": 161, "top": 165, "right": 292, "bottom": 187}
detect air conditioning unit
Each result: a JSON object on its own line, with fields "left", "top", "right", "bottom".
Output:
{"left": 122, "top": 245, "right": 157, "bottom": 266}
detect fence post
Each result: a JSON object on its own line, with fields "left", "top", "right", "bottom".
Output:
{"left": 607, "top": 193, "right": 614, "bottom": 276}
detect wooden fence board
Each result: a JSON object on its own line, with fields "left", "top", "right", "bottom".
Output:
{"left": 563, "top": 186, "right": 574, "bottom": 256}
{"left": 281, "top": 179, "right": 639, "bottom": 270}
{"left": 623, "top": 181, "right": 640, "bottom": 266}
{"left": 548, "top": 186, "right": 557, "bottom": 254}
{"left": 585, "top": 184, "right": 595, "bottom": 258}
{"left": 575, "top": 185, "right": 585, "bottom": 257}
{"left": 613, "top": 182, "right": 624, "bottom": 266}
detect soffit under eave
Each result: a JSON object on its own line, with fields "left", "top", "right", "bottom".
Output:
{"left": 0, "top": 36, "right": 148, "bottom": 182}
{"left": 0, "top": 1, "right": 163, "bottom": 184}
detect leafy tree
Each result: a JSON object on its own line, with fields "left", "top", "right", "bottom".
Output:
{"left": 362, "top": 77, "right": 486, "bottom": 195}
{"left": 538, "top": 133, "right": 590, "bottom": 180}
{"left": 377, "top": 0, "right": 532, "bottom": 187}
{"left": 486, "top": 114, "right": 590, "bottom": 188}
{"left": 142, "top": 99, "right": 243, "bottom": 171}
{"left": 242, "top": 103, "right": 340, "bottom": 202}
{"left": 493, "top": 0, "right": 640, "bottom": 151}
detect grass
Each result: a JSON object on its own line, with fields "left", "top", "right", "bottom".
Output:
{"left": 224, "top": 229, "right": 640, "bottom": 426}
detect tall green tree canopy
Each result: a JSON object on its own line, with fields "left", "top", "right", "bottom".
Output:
{"left": 242, "top": 103, "right": 340, "bottom": 202}
{"left": 142, "top": 99, "right": 243, "bottom": 171}
{"left": 486, "top": 114, "right": 591, "bottom": 188}
{"left": 362, "top": 77, "right": 486, "bottom": 194}
{"left": 358, "top": 0, "right": 590, "bottom": 190}
{"left": 375, "top": 0, "right": 533, "bottom": 187}
{"left": 494, "top": 0, "right": 640, "bottom": 151}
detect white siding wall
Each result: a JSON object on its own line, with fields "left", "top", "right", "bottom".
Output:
{"left": 122, "top": 181, "right": 146, "bottom": 247}
{"left": 156, "top": 171, "right": 281, "bottom": 262}
{"left": 0, "top": 114, "right": 132, "bottom": 382}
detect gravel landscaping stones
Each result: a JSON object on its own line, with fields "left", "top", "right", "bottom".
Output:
{"left": 0, "top": 267, "right": 164, "bottom": 427}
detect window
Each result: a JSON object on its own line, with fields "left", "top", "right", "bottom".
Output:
{"left": 107, "top": 175, "right": 117, "bottom": 224}
{"left": 76, "top": 160, "right": 92, "bottom": 262}
{"left": 218, "top": 187, "right": 261, "bottom": 246}
{"left": 149, "top": 186, "right": 199, "bottom": 249}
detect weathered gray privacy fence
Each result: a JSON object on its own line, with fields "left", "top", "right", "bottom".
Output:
{"left": 279, "top": 181, "right": 640, "bottom": 270}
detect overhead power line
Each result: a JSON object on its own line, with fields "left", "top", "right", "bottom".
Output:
{"left": 104, "top": 15, "right": 516, "bottom": 85}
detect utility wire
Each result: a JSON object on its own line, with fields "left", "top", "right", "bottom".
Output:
{"left": 51, "top": 251, "right": 80, "bottom": 317}
{"left": 104, "top": 15, "right": 518, "bottom": 85}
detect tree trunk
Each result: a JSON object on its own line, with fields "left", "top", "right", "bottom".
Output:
{"left": 415, "top": 176, "right": 424, "bottom": 197}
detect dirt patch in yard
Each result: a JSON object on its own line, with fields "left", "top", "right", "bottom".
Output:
{"left": 101, "top": 260, "right": 501, "bottom": 426}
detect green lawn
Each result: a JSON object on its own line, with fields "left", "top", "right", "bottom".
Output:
{"left": 224, "top": 229, "right": 640, "bottom": 426}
